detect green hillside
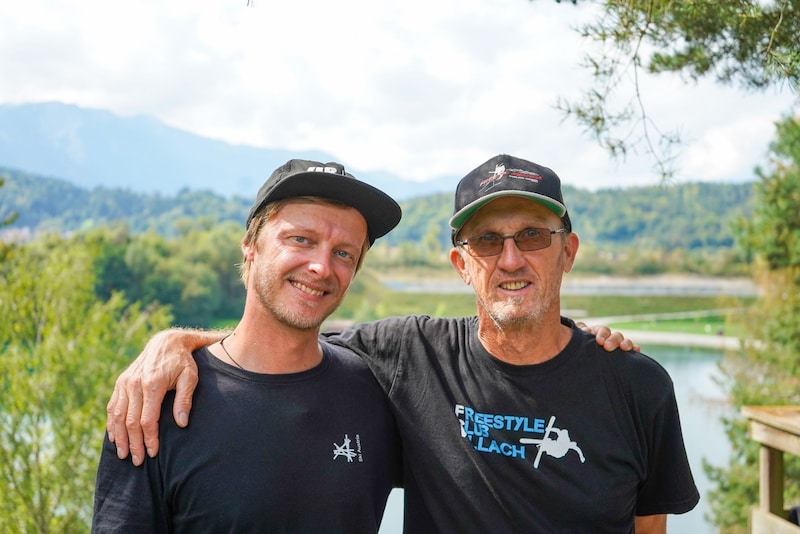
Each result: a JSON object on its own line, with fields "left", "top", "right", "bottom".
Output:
{"left": 1, "top": 166, "right": 754, "bottom": 275}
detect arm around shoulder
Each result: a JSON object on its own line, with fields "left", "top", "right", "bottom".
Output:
{"left": 106, "top": 327, "right": 226, "bottom": 465}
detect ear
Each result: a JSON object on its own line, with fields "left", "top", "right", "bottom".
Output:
{"left": 562, "top": 233, "right": 579, "bottom": 273}
{"left": 242, "top": 238, "right": 255, "bottom": 262}
{"left": 450, "top": 247, "right": 472, "bottom": 286}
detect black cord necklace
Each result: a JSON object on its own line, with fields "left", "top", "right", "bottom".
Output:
{"left": 219, "top": 333, "right": 246, "bottom": 371}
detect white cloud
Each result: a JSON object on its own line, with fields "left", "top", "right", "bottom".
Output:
{"left": 0, "top": 0, "right": 795, "bottom": 189}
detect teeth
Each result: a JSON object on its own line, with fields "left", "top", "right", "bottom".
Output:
{"left": 292, "top": 281, "right": 325, "bottom": 296}
{"left": 500, "top": 281, "right": 528, "bottom": 290}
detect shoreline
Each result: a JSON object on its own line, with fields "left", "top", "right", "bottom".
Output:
{"left": 584, "top": 327, "right": 741, "bottom": 351}
{"left": 380, "top": 274, "right": 759, "bottom": 298}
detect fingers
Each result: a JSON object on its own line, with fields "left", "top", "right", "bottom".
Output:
{"left": 110, "top": 375, "right": 133, "bottom": 460}
{"left": 575, "top": 322, "right": 636, "bottom": 353}
{"left": 140, "top": 373, "right": 168, "bottom": 459}
{"left": 600, "top": 330, "right": 637, "bottom": 352}
{"left": 125, "top": 378, "right": 147, "bottom": 466}
{"left": 105, "top": 359, "right": 148, "bottom": 464}
{"left": 590, "top": 325, "right": 611, "bottom": 346}
{"left": 106, "top": 387, "right": 119, "bottom": 443}
{"left": 600, "top": 330, "right": 622, "bottom": 350}
{"left": 583, "top": 325, "right": 636, "bottom": 352}
{"left": 173, "top": 365, "right": 200, "bottom": 428}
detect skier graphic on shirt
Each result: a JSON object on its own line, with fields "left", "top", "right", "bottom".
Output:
{"left": 520, "top": 416, "right": 585, "bottom": 468}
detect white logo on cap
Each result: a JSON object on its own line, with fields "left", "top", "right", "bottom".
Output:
{"left": 491, "top": 164, "right": 506, "bottom": 179}
{"left": 307, "top": 166, "right": 340, "bottom": 174}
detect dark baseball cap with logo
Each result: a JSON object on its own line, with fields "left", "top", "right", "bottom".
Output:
{"left": 449, "top": 154, "right": 572, "bottom": 242}
{"left": 247, "top": 159, "right": 402, "bottom": 246}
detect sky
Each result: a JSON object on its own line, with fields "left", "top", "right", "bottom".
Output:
{"left": 1, "top": 0, "right": 797, "bottom": 190}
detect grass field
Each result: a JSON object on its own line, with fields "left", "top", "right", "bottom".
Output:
{"left": 605, "top": 314, "right": 746, "bottom": 338}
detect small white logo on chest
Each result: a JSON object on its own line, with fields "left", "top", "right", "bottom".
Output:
{"left": 333, "top": 434, "right": 362, "bottom": 462}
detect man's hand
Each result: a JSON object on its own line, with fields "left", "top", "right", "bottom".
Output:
{"left": 578, "top": 322, "right": 640, "bottom": 353}
{"left": 106, "top": 328, "right": 225, "bottom": 466}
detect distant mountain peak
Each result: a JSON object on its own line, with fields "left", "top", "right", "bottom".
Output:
{"left": 0, "top": 102, "right": 455, "bottom": 200}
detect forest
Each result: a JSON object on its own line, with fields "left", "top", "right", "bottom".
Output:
{"left": 1, "top": 167, "right": 756, "bottom": 326}
{"left": 1, "top": 166, "right": 754, "bottom": 253}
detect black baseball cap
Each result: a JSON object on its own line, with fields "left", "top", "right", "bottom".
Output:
{"left": 449, "top": 154, "right": 572, "bottom": 241}
{"left": 247, "top": 159, "right": 402, "bottom": 246}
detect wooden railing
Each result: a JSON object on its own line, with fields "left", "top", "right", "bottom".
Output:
{"left": 742, "top": 406, "right": 800, "bottom": 533}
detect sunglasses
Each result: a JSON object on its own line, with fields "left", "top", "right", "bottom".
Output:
{"left": 455, "top": 227, "right": 568, "bottom": 257}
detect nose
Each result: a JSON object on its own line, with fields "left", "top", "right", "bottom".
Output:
{"left": 495, "top": 237, "right": 527, "bottom": 270}
{"left": 307, "top": 250, "right": 333, "bottom": 278}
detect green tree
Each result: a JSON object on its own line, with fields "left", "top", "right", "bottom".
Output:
{"left": 555, "top": 0, "right": 799, "bottom": 176}
{"left": 0, "top": 176, "right": 19, "bottom": 262}
{"left": 0, "top": 234, "right": 171, "bottom": 532}
{"left": 79, "top": 224, "right": 136, "bottom": 301}
{"left": 706, "top": 116, "right": 800, "bottom": 531}
{"left": 0, "top": 177, "right": 18, "bottom": 227}
{"left": 553, "top": 3, "right": 798, "bottom": 529}
{"left": 170, "top": 217, "right": 245, "bottom": 323}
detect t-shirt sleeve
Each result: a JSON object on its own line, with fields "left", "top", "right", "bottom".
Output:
{"left": 92, "top": 434, "right": 169, "bottom": 533}
{"left": 635, "top": 387, "right": 700, "bottom": 515}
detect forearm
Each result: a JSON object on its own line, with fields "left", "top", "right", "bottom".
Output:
{"left": 147, "top": 327, "right": 228, "bottom": 356}
{"left": 635, "top": 514, "right": 666, "bottom": 534}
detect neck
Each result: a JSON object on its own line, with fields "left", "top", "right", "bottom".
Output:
{"left": 477, "top": 311, "right": 571, "bottom": 365}
{"left": 211, "top": 315, "right": 323, "bottom": 374}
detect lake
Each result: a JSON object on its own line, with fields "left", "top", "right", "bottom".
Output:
{"left": 377, "top": 345, "right": 730, "bottom": 533}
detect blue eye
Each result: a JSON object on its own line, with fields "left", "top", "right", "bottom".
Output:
{"left": 477, "top": 233, "right": 501, "bottom": 243}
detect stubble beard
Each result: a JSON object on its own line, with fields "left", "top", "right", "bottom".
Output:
{"left": 480, "top": 292, "right": 547, "bottom": 332}
{"left": 253, "top": 263, "right": 338, "bottom": 332}
{"left": 479, "top": 274, "right": 562, "bottom": 332}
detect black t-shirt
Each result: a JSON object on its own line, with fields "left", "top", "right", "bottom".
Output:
{"left": 92, "top": 343, "right": 402, "bottom": 533}
{"left": 329, "top": 315, "right": 699, "bottom": 533}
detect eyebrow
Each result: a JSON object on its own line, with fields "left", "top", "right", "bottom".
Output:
{"left": 468, "top": 219, "right": 552, "bottom": 233}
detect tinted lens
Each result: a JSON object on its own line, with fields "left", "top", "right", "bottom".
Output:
{"left": 464, "top": 228, "right": 554, "bottom": 257}
{"left": 469, "top": 234, "right": 503, "bottom": 256}
{"left": 515, "top": 228, "right": 551, "bottom": 251}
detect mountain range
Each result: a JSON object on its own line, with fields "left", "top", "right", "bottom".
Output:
{"left": 0, "top": 102, "right": 457, "bottom": 201}
{"left": 0, "top": 101, "right": 758, "bottom": 265}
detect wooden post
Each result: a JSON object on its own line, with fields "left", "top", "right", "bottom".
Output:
{"left": 741, "top": 406, "right": 800, "bottom": 534}
{"left": 760, "top": 444, "right": 784, "bottom": 514}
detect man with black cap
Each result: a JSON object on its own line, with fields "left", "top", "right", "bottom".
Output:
{"left": 104, "top": 156, "right": 687, "bottom": 532}
{"left": 92, "top": 159, "right": 404, "bottom": 532}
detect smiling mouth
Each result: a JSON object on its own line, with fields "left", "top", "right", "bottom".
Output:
{"left": 291, "top": 281, "right": 326, "bottom": 296}
{"left": 500, "top": 281, "right": 529, "bottom": 290}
